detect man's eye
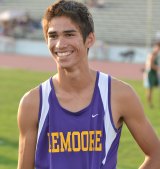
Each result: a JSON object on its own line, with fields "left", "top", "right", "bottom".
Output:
{"left": 66, "top": 34, "right": 74, "bottom": 37}
{"left": 49, "top": 34, "right": 57, "bottom": 39}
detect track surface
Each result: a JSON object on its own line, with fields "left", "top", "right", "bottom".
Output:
{"left": 0, "top": 53, "right": 144, "bottom": 80}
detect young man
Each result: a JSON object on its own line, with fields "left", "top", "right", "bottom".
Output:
{"left": 17, "top": 0, "right": 160, "bottom": 169}
{"left": 144, "top": 41, "right": 160, "bottom": 107}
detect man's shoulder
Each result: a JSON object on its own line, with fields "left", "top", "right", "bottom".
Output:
{"left": 19, "top": 76, "right": 52, "bottom": 110}
{"left": 111, "top": 77, "right": 135, "bottom": 99}
{"left": 111, "top": 76, "right": 130, "bottom": 87}
{"left": 98, "top": 72, "right": 133, "bottom": 93}
{"left": 19, "top": 86, "right": 40, "bottom": 112}
{"left": 110, "top": 77, "right": 139, "bottom": 120}
{"left": 17, "top": 86, "right": 40, "bottom": 128}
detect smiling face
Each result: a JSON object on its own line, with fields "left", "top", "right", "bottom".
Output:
{"left": 47, "top": 16, "right": 95, "bottom": 70}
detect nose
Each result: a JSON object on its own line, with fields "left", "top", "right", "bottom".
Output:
{"left": 55, "top": 37, "right": 67, "bottom": 49}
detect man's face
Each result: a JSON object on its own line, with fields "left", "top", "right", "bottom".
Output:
{"left": 154, "top": 43, "right": 160, "bottom": 53}
{"left": 47, "top": 16, "right": 94, "bottom": 69}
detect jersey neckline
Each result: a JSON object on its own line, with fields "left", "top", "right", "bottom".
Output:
{"left": 49, "top": 71, "right": 99, "bottom": 116}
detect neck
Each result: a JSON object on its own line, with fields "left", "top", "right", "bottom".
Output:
{"left": 55, "top": 67, "right": 96, "bottom": 92}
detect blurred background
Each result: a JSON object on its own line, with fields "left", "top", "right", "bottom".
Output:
{"left": 0, "top": 1, "right": 160, "bottom": 169}
{"left": 0, "top": 0, "right": 160, "bottom": 62}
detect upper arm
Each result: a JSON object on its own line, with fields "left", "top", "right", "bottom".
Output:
{"left": 121, "top": 85, "right": 160, "bottom": 156}
{"left": 17, "top": 87, "right": 40, "bottom": 169}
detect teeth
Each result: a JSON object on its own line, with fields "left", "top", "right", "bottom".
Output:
{"left": 57, "top": 51, "right": 72, "bottom": 56}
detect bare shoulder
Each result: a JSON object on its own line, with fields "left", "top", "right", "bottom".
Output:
{"left": 111, "top": 77, "right": 142, "bottom": 120}
{"left": 17, "top": 86, "right": 40, "bottom": 131}
{"left": 111, "top": 77, "right": 137, "bottom": 102}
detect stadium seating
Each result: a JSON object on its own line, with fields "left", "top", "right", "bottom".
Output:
{"left": 0, "top": 0, "right": 160, "bottom": 46}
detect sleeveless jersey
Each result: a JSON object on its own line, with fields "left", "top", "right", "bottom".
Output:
{"left": 35, "top": 72, "right": 122, "bottom": 169}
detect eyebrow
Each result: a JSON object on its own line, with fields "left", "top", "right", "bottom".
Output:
{"left": 48, "top": 30, "right": 77, "bottom": 35}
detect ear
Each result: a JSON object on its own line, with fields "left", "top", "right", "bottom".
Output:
{"left": 85, "top": 32, "right": 95, "bottom": 48}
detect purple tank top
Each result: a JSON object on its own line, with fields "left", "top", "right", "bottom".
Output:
{"left": 35, "top": 72, "right": 122, "bottom": 169}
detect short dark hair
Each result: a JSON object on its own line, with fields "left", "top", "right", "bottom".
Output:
{"left": 42, "top": 0, "right": 94, "bottom": 42}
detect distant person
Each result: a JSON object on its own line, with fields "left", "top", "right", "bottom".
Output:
{"left": 144, "top": 41, "right": 160, "bottom": 107}
{"left": 17, "top": 0, "right": 160, "bottom": 169}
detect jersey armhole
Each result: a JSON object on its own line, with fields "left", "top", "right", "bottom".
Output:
{"left": 108, "top": 76, "right": 122, "bottom": 133}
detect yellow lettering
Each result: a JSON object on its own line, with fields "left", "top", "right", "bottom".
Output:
{"left": 51, "top": 132, "right": 59, "bottom": 153}
{"left": 89, "top": 131, "right": 95, "bottom": 151}
{"left": 95, "top": 130, "right": 102, "bottom": 151}
{"left": 47, "top": 133, "right": 52, "bottom": 152}
{"left": 47, "top": 130, "right": 102, "bottom": 153}
{"left": 72, "top": 132, "right": 81, "bottom": 152}
{"left": 81, "top": 131, "right": 89, "bottom": 151}
{"left": 60, "top": 132, "right": 72, "bottom": 152}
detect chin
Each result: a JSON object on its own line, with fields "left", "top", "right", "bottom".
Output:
{"left": 59, "top": 63, "right": 77, "bottom": 71}
{"left": 58, "top": 64, "right": 71, "bottom": 69}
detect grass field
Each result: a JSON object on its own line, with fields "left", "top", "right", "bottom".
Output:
{"left": 0, "top": 68, "right": 159, "bottom": 169}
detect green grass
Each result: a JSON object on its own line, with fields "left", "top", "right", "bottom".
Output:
{"left": 118, "top": 79, "right": 160, "bottom": 169}
{"left": 0, "top": 68, "right": 159, "bottom": 169}
{"left": 0, "top": 68, "right": 52, "bottom": 169}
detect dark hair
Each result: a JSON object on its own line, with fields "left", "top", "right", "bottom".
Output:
{"left": 42, "top": 0, "right": 94, "bottom": 42}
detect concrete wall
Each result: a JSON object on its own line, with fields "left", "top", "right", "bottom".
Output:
{"left": 0, "top": 37, "right": 150, "bottom": 63}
